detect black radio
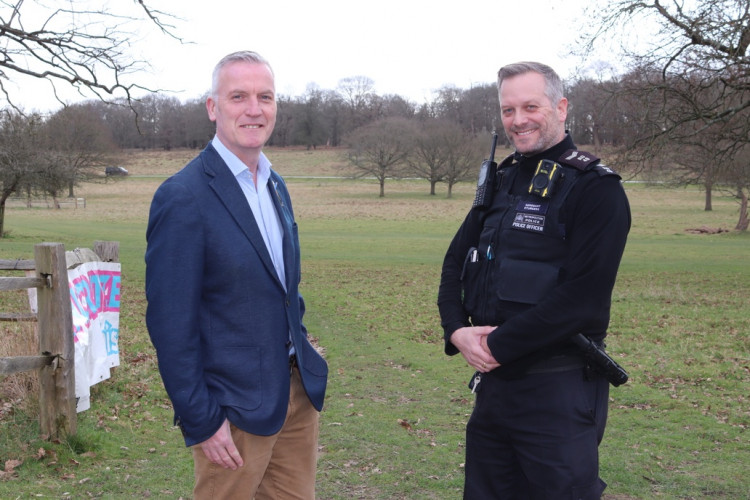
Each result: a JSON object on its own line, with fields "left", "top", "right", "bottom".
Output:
{"left": 472, "top": 133, "right": 499, "bottom": 209}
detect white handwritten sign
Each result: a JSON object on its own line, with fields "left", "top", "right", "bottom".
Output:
{"left": 68, "top": 261, "right": 121, "bottom": 412}
{"left": 27, "top": 255, "right": 122, "bottom": 413}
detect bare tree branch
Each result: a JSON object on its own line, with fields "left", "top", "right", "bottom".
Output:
{"left": 580, "top": 0, "right": 750, "bottom": 229}
{"left": 0, "top": 0, "right": 182, "bottom": 111}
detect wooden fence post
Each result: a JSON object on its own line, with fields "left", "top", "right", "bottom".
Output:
{"left": 34, "top": 243, "right": 76, "bottom": 438}
{"left": 93, "top": 240, "right": 119, "bottom": 262}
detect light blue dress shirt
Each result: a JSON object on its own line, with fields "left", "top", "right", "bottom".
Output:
{"left": 211, "top": 136, "right": 286, "bottom": 290}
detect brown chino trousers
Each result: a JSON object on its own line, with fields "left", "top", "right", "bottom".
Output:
{"left": 192, "top": 365, "right": 320, "bottom": 499}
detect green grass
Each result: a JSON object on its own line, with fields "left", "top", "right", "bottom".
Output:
{"left": 0, "top": 148, "right": 748, "bottom": 499}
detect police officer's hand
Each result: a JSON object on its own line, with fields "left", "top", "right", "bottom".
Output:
{"left": 450, "top": 326, "right": 501, "bottom": 373}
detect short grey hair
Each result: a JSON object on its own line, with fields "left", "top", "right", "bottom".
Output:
{"left": 497, "top": 61, "right": 564, "bottom": 106}
{"left": 211, "top": 51, "right": 274, "bottom": 97}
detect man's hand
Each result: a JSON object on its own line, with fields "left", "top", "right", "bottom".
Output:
{"left": 199, "top": 419, "right": 244, "bottom": 470}
{"left": 450, "top": 326, "right": 501, "bottom": 372}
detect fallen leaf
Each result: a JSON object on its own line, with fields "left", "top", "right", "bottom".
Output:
{"left": 3, "top": 459, "right": 22, "bottom": 473}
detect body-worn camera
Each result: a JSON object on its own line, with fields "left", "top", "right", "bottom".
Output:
{"left": 529, "top": 159, "right": 562, "bottom": 198}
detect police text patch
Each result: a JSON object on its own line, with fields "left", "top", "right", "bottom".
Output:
{"left": 512, "top": 200, "right": 548, "bottom": 232}
{"left": 515, "top": 200, "right": 549, "bottom": 214}
{"left": 512, "top": 212, "right": 545, "bottom": 232}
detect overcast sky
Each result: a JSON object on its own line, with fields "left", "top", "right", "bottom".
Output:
{"left": 14, "top": 0, "right": 610, "bottom": 112}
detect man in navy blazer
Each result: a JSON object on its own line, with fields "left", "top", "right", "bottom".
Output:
{"left": 145, "top": 51, "right": 328, "bottom": 499}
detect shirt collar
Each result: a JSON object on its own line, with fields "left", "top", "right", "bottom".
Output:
{"left": 211, "top": 135, "right": 272, "bottom": 185}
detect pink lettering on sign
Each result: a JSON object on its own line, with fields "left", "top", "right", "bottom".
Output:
{"left": 69, "top": 270, "right": 122, "bottom": 335}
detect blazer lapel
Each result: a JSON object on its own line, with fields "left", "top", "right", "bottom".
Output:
{"left": 268, "top": 174, "right": 296, "bottom": 292}
{"left": 202, "top": 148, "right": 281, "bottom": 288}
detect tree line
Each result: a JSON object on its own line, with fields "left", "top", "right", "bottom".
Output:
{"left": 0, "top": 72, "right": 684, "bottom": 206}
{"left": 1, "top": 0, "right": 747, "bottom": 233}
{"left": 2, "top": 60, "right": 748, "bottom": 234}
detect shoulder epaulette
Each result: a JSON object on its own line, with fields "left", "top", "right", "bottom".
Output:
{"left": 557, "top": 149, "right": 600, "bottom": 170}
{"left": 498, "top": 153, "right": 516, "bottom": 169}
{"left": 591, "top": 163, "right": 621, "bottom": 178}
{"left": 558, "top": 149, "right": 621, "bottom": 178}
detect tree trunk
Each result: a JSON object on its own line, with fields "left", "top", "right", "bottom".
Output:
{"left": 1, "top": 184, "right": 18, "bottom": 234}
{"left": 735, "top": 188, "right": 748, "bottom": 231}
{"left": 704, "top": 180, "right": 713, "bottom": 211}
{"left": 592, "top": 125, "right": 601, "bottom": 155}
{"left": 379, "top": 178, "right": 385, "bottom": 198}
{"left": 430, "top": 181, "right": 436, "bottom": 196}
{"left": 447, "top": 182, "right": 453, "bottom": 199}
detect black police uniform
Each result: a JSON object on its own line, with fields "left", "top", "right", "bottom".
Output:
{"left": 438, "top": 134, "right": 631, "bottom": 499}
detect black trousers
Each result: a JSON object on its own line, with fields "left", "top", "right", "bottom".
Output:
{"left": 464, "top": 368, "right": 609, "bottom": 500}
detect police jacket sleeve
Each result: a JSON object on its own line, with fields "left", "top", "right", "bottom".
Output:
{"left": 486, "top": 173, "right": 631, "bottom": 364}
{"left": 437, "top": 210, "right": 482, "bottom": 355}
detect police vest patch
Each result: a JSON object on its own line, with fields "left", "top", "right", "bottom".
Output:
{"left": 512, "top": 199, "right": 549, "bottom": 233}
{"left": 512, "top": 212, "right": 545, "bottom": 233}
{"left": 516, "top": 199, "right": 549, "bottom": 214}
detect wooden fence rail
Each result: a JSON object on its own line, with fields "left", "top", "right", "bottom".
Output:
{"left": 0, "top": 241, "right": 119, "bottom": 439}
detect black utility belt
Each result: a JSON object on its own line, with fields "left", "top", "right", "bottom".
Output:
{"left": 525, "top": 353, "right": 585, "bottom": 374}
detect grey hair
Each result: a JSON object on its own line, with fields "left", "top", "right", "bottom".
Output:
{"left": 497, "top": 61, "right": 564, "bottom": 106}
{"left": 211, "top": 51, "right": 274, "bottom": 97}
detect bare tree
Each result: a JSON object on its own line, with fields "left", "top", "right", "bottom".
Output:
{"left": 0, "top": 0, "right": 180, "bottom": 110}
{"left": 319, "top": 89, "right": 345, "bottom": 147}
{"left": 425, "top": 84, "right": 499, "bottom": 137}
{"left": 344, "top": 117, "right": 416, "bottom": 197}
{"left": 409, "top": 119, "right": 450, "bottom": 196}
{"left": 153, "top": 95, "right": 187, "bottom": 151}
{"left": 0, "top": 110, "right": 43, "bottom": 235}
{"left": 442, "top": 132, "right": 488, "bottom": 199}
{"left": 337, "top": 76, "right": 378, "bottom": 130}
{"left": 181, "top": 94, "right": 214, "bottom": 149}
{"left": 460, "top": 84, "right": 500, "bottom": 135}
{"left": 293, "top": 85, "right": 329, "bottom": 150}
{"left": 409, "top": 119, "right": 484, "bottom": 197}
{"left": 43, "top": 102, "right": 118, "bottom": 198}
{"left": 581, "top": 0, "right": 750, "bottom": 230}
{"left": 379, "top": 94, "right": 417, "bottom": 120}
{"left": 726, "top": 145, "right": 750, "bottom": 230}
{"left": 565, "top": 76, "right": 627, "bottom": 151}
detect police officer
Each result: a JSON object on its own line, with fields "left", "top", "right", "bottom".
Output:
{"left": 437, "top": 62, "right": 631, "bottom": 499}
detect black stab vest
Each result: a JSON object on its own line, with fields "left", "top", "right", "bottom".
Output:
{"left": 461, "top": 152, "right": 618, "bottom": 327}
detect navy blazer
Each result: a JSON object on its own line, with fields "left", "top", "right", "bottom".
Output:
{"left": 145, "top": 144, "right": 328, "bottom": 446}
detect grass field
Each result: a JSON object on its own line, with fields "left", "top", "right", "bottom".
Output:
{"left": 1, "top": 146, "right": 748, "bottom": 499}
